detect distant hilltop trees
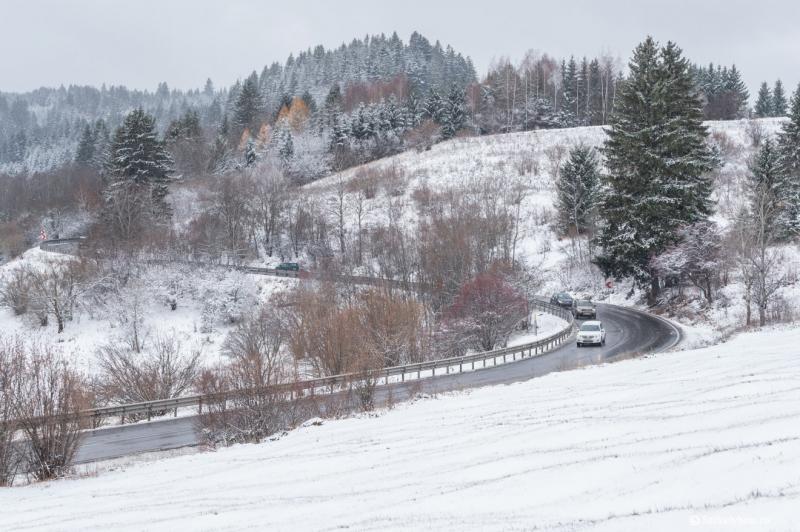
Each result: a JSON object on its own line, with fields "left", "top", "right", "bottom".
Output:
{"left": 0, "top": 31, "right": 778, "bottom": 178}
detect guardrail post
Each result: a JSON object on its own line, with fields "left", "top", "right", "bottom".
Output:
{"left": 459, "top": 361, "right": 463, "bottom": 373}
{"left": 147, "top": 406, "right": 151, "bottom": 422}
{"left": 198, "top": 397, "right": 203, "bottom": 415}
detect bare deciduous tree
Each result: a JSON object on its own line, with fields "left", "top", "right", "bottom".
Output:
{"left": 199, "top": 306, "right": 303, "bottom": 445}
{"left": 102, "top": 182, "right": 149, "bottom": 242}
{"left": 444, "top": 270, "right": 528, "bottom": 351}
{"left": 213, "top": 175, "right": 255, "bottom": 260}
{"left": 0, "top": 337, "right": 24, "bottom": 486}
{"left": 253, "top": 166, "right": 288, "bottom": 258}
{"left": 0, "top": 266, "right": 33, "bottom": 316}
{"left": 13, "top": 343, "right": 87, "bottom": 481}
{"left": 97, "top": 333, "right": 201, "bottom": 409}
{"left": 330, "top": 175, "right": 348, "bottom": 256}
{"left": 29, "top": 259, "right": 93, "bottom": 333}
{"left": 651, "top": 222, "right": 725, "bottom": 304}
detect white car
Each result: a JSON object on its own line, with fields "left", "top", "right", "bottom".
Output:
{"left": 576, "top": 320, "right": 606, "bottom": 347}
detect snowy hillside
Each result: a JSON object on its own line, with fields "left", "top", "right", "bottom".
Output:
{"left": 0, "top": 247, "right": 296, "bottom": 373}
{"left": 305, "top": 118, "right": 792, "bottom": 343}
{"left": 3, "top": 326, "right": 798, "bottom": 531}
{"left": 0, "top": 119, "right": 790, "bottom": 373}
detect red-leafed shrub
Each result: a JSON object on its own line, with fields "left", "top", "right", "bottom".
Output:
{"left": 443, "top": 271, "right": 527, "bottom": 352}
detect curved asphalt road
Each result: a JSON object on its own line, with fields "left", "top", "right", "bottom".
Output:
{"left": 74, "top": 303, "right": 679, "bottom": 465}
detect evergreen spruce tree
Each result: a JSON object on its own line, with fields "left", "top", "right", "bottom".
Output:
{"left": 323, "top": 84, "right": 343, "bottom": 128}
{"left": 777, "top": 83, "right": 800, "bottom": 237}
{"left": 91, "top": 119, "right": 111, "bottom": 169}
{"left": 588, "top": 59, "right": 604, "bottom": 125}
{"left": 328, "top": 112, "right": 349, "bottom": 151}
{"left": 278, "top": 127, "right": 294, "bottom": 164}
{"left": 595, "top": 37, "right": 715, "bottom": 300}
{"left": 556, "top": 145, "right": 600, "bottom": 235}
{"left": 755, "top": 82, "right": 773, "bottom": 117}
{"left": 724, "top": 65, "right": 749, "bottom": 119}
{"left": 75, "top": 124, "right": 95, "bottom": 165}
{"left": 560, "top": 57, "right": 578, "bottom": 124}
{"left": 301, "top": 90, "right": 317, "bottom": 114}
{"left": 233, "top": 72, "right": 264, "bottom": 132}
{"left": 424, "top": 90, "right": 446, "bottom": 124}
{"left": 406, "top": 92, "right": 423, "bottom": 127}
{"left": 441, "top": 85, "right": 467, "bottom": 139}
{"left": 772, "top": 80, "right": 787, "bottom": 117}
{"left": 106, "top": 108, "right": 174, "bottom": 222}
{"left": 203, "top": 78, "right": 215, "bottom": 97}
{"left": 747, "top": 138, "right": 787, "bottom": 234}
{"left": 208, "top": 115, "right": 232, "bottom": 173}
{"left": 244, "top": 139, "right": 257, "bottom": 167}
{"left": 578, "top": 57, "right": 589, "bottom": 124}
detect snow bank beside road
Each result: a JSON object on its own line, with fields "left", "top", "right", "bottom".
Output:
{"left": 2, "top": 326, "right": 798, "bottom": 531}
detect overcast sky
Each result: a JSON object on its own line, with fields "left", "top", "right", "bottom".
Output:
{"left": 2, "top": 0, "right": 798, "bottom": 98}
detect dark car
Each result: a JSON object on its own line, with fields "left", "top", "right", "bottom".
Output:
{"left": 572, "top": 299, "right": 597, "bottom": 319}
{"left": 550, "top": 292, "right": 574, "bottom": 308}
{"left": 276, "top": 262, "right": 300, "bottom": 272}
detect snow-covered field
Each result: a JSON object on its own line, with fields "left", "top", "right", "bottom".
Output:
{"left": 3, "top": 326, "right": 798, "bottom": 531}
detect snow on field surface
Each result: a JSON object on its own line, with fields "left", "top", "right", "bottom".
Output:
{"left": 3, "top": 326, "right": 799, "bottom": 531}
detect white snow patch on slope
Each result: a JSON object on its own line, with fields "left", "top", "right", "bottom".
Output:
{"left": 2, "top": 326, "right": 798, "bottom": 531}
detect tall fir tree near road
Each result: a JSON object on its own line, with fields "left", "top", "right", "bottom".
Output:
{"left": 755, "top": 82, "right": 773, "bottom": 117}
{"left": 777, "top": 83, "right": 800, "bottom": 236}
{"left": 595, "top": 37, "right": 715, "bottom": 301}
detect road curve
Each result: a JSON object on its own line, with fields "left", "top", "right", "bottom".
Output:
{"left": 74, "top": 303, "right": 680, "bottom": 465}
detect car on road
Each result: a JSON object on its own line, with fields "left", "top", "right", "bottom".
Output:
{"left": 550, "top": 292, "right": 574, "bottom": 309}
{"left": 572, "top": 299, "right": 597, "bottom": 319}
{"left": 276, "top": 262, "right": 300, "bottom": 272}
{"left": 576, "top": 320, "right": 605, "bottom": 347}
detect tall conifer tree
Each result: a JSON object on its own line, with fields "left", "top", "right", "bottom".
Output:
{"left": 772, "top": 80, "right": 787, "bottom": 117}
{"left": 755, "top": 82, "right": 773, "bottom": 117}
{"left": 596, "top": 38, "right": 714, "bottom": 300}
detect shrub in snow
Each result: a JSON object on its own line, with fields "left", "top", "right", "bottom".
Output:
{"left": 96, "top": 333, "right": 201, "bottom": 411}
{"left": 0, "top": 267, "right": 33, "bottom": 315}
{"left": 198, "top": 307, "right": 303, "bottom": 446}
{"left": 443, "top": 271, "right": 528, "bottom": 352}
{"left": 2, "top": 338, "right": 88, "bottom": 482}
